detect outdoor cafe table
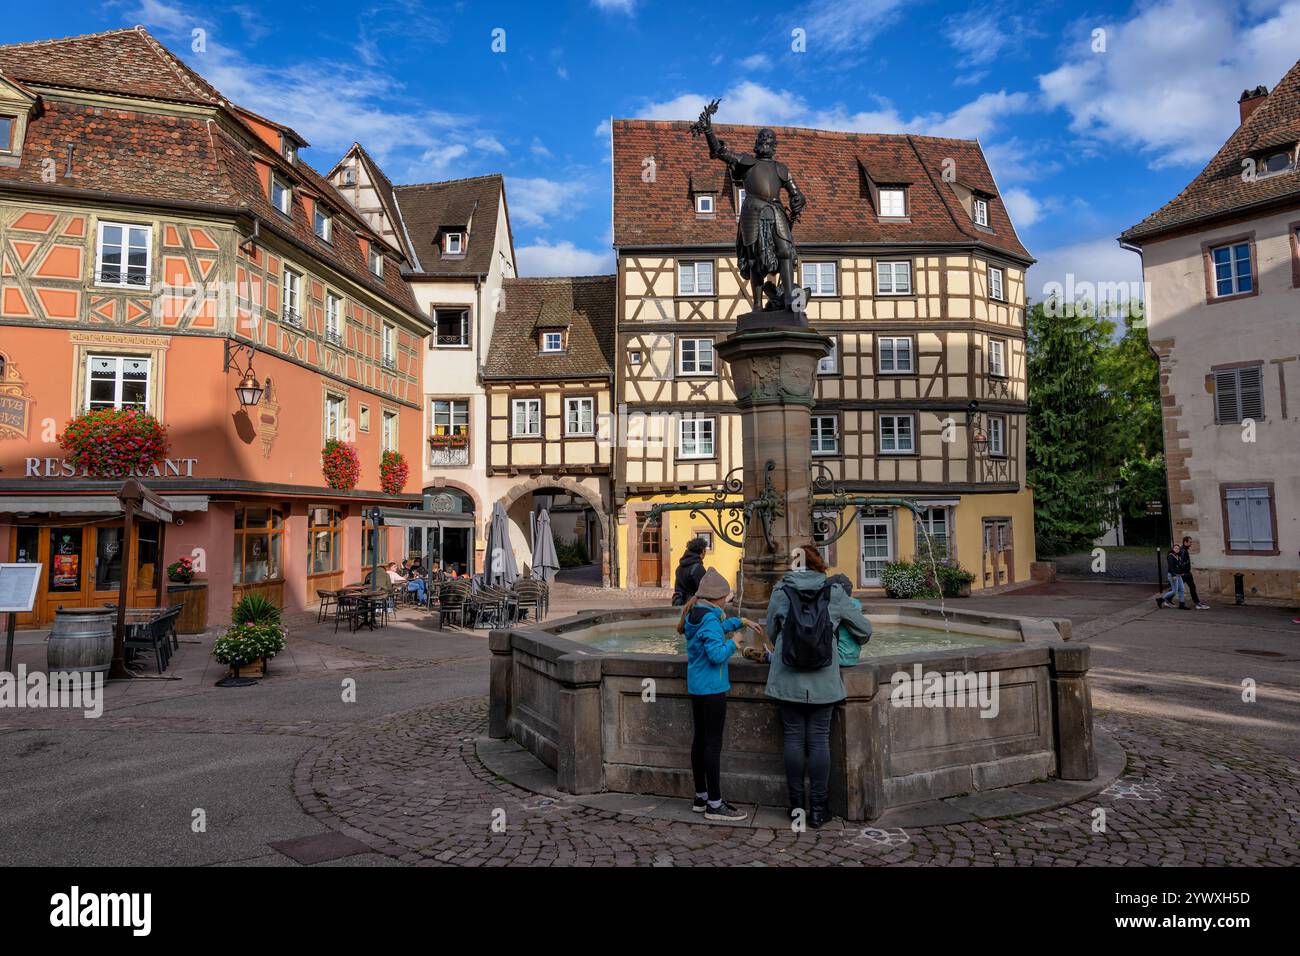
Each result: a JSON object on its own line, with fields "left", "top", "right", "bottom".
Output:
{"left": 350, "top": 590, "right": 388, "bottom": 631}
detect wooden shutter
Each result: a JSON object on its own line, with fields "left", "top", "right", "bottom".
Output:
{"left": 1225, "top": 489, "right": 1250, "bottom": 548}
{"left": 1238, "top": 366, "right": 1264, "bottom": 421}
{"left": 1214, "top": 369, "right": 1240, "bottom": 422}
{"left": 1226, "top": 486, "right": 1275, "bottom": 551}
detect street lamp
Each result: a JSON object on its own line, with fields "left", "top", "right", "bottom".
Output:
{"left": 967, "top": 400, "right": 989, "bottom": 456}
{"left": 223, "top": 339, "right": 270, "bottom": 408}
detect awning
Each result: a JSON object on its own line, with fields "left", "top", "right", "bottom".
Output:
{"left": 373, "top": 507, "right": 474, "bottom": 529}
{"left": 0, "top": 495, "right": 210, "bottom": 515}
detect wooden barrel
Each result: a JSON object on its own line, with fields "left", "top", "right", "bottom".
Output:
{"left": 47, "top": 607, "right": 115, "bottom": 674}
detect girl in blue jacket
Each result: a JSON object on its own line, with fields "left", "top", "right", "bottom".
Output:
{"left": 676, "top": 568, "right": 757, "bottom": 821}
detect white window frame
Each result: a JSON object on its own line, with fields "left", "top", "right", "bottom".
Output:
{"left": 381, "top": 324, "right": 396, "bottom": 368}
{"left": 369, "top": 245, "right": 384, "bottom": 277}
{"left": 84, "top": 354, "right": 152, "bottom": 412}
{"left": 381, "top": 410, "right": 398, "bottom": 452}
{"left": 811, "top": 415, "right": 839, "bottom": 456}
{"left": 314, "top": 207, "right": 332, "bottom": 242}
{"left": 677, "top": 417, "right": 716, "bottom": 459}
{"left": 0, "top": 114, "right": 16, "bottom": 154}
{"left": 433, "top": 308, "right": 471, "bottom": 348}
{"left": 324, "top": 393, "right": 347, "bottom": 441}
{"left": 913, "top": 506, "right": 951, "bottom": 560}
{"left": 859, "top": 510, "right": 894, "bottom": 588}
{"left": 817, "top": 338, "right": 839, "bottom": 375}
{"left": 879, "top": 414, "right": 915, "bottom": 455}
{"left": 678, "top": 337, "right": 715, "bottom": 376}
{"left": 1210, "top": 241, "right": 1252, "bottom": 297}
{"left": 282, "top": 268, "right": 302, "bottom": 326}
{"left": 878, "top": 188, "right": 906, "bottom": 218}
{"left": 988, "top": 415, "right": 1007, "bottom": 457}
{"left": 542, "top": 331, "right": 564, "bottom": 353}
{"left": 271, "top": 174, "right": 291, "bottom": 216}
{"left": 94, "top": 222, "right": 152, "bottom": 289}
{"left": 445, "top": 232, "right": 463, "bottom": 255}
{"left": 677, "top": 260, "right": 714, "bottom": 296}
{"left": 695, "top": 194, "right": 715, "bottom": 214}
{"left": 325, "top": 292, "right": 342, "bottom": 344}
{"left": 803, "top": 261, "right": 838, "bottom": 297}
{"left": 877, "top": 336, "right": 914, "bottom": 374}
{"left": 973, "top": 197, "right": 989, "bottom": 227}
{"left": 988, "top": 339, "right": 1006, "bottom": 378}
{"left": 565, "top": 397, "right": 595, "bottom": 436}
{"left": 512, "top": 399, "right": 542, "bottom": 437}
{"left": 876, "top": 260, "right": 912, "bottom": 295}
{"left": 988, "top": 265, "right": 1005, "bottom": 301}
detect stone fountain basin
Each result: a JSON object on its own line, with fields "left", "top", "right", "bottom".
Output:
{"left": 488, "top": 604, "right": 1095, "bottom": 821}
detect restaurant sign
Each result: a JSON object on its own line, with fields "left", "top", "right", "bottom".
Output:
{"left": 0, "top": 354, "right": 33, "bottom": 441}
{"left": 24, "top": 457, "right": 199, "bottom": 478}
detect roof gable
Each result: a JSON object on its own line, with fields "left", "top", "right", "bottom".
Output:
{"left": 484, "top": 276, "right": 615, "bottom": 379}
{"left": 394, "top": 174, "right": 507, "bottom": 276}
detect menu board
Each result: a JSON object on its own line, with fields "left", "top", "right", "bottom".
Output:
{"left": 0, "top": 563, "right": 42, "bottom": 613}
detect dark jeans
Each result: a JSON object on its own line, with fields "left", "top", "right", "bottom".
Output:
{"left": 780, "top": 701, "right": 834, "bottom": 811}
{"left": 1182, "top": 573, "right": 1201, "bottom": 605}
{"left": 690, "top": 693, "right": 728, "bottom": 801}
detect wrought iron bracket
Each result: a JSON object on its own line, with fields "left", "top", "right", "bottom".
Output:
{"left": 810, "top": 461, "right": 928, "bottom": 546}
{"left": 646, "top": 460, "right": 786, "bottom": 552}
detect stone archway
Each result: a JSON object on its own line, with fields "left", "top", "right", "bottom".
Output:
{"left": 498, "top": 477, "right": 610, "bottom": 587}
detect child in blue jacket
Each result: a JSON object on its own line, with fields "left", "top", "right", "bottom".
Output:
{"left": 676, "top": 568, "right": 756, "bottom": 821}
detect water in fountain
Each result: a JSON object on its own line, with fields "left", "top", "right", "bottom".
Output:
{"left": 914, "top": 521, "right": 951, "bottom": 635}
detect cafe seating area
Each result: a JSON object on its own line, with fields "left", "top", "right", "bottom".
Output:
{"left": 314, "top": 573, "right": 552, "bottom": 634}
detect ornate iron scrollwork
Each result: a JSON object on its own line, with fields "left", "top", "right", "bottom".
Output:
{"left": 809, "top": 461, "right": 928, "bottom": 546}
{"left": 646, "top": 460, "right": 786, "bottom": 552}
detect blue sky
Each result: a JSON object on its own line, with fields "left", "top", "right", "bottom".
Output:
{"left": 5, "top": 0, "right": 1299, "bottom": 297}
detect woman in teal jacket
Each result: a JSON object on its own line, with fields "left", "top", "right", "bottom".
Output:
{"left": 677, "top": 568, "right": 758, "bottom": 822}
{"left": 764, "top": 546, "right": 872, "bottom": 828}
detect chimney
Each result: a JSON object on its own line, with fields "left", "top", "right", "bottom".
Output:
{"left": 1239, "top": 85, "right": 1269, "bottom": 124}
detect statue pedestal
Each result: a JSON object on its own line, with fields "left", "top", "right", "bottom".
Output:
{"left": 715, "top": 314, "right": 832, "bottom": 613}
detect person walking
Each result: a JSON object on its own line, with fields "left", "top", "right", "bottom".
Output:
{"left": 764, "top": 545, "right": 872, "bottom": 828}
{"left": 1178, "top": 537, "right": 1209, "bottom": 610}
{"left": 671, "top": 537, "right": 709, "bottom": 606}
{"left": 1157, "top": 543, "right": 1187, "bottom": 609}
{"left": 677, "top": 569, "right": 758, "bottom": 821}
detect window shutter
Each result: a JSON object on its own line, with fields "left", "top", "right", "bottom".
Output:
{"left": 1246, "top": 489, "right": 1274, "bottom": 550}
{"left": 1238, "top": 366, "right": 1264, "bottom": 421}
{"left": 1214, "top": 369, "right": 1240, "bottom": 423}
{"left": 1225, "top": 490, "right": 1250, "bottom": 549}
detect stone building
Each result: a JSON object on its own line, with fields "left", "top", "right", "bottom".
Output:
{"left": 610, "top": 120, "right": 1036, "bottom": 592}
{"left": 1121, "top": 61, "right": 1300, "bottom": 606}
{"left": 0, "top": 28, "right": 428, "bottom": 628}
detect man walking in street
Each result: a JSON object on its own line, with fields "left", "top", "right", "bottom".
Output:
{"left": 1178, "top": 536, "right": 1210, "bottom": 610}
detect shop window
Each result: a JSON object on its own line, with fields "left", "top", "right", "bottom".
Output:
{"left": 309, "top": 507, "right": 342, "bottom": 574}
{"left": 233, "top": 507, "right": 284, "bottom": 584}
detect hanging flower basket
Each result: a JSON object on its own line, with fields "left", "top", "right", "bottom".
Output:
{"left": 58, "top": 408, "right": 169, "bottom": 479}
{"left": 380, "top": 449, "right": 409, "bottom": 495}
{"left": 167, "top": 556, "right": 195, "bottom": 583}
{"left": 321, "top": 439, "right": 360, "bottom": 491}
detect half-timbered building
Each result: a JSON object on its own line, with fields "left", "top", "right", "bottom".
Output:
{"left": 611, "top": 120, "right": 1035, "bottom": 592}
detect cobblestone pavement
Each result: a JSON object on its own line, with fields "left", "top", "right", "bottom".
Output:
{"left": 294, "top": 699, "right": 1300, "bottom": 867}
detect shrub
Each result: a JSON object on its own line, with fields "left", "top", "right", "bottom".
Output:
{"left": 232, "top": 592, "right": 282, "bottom": 627}
{"left": 554, "top": 540, "right": 589, "bottom": 568}
{"left": 321, "top": 439, "right": 360, "bottom": 491}
{"left": 936, "top": 563, "right": 975, "bottom": 598}
{"left": 379, "top": 449, "right": 409, "bottom": 495}
{"left": 212, "top": 622, "right": 286, "bottom": 666}
{"left": 880, "top": 561, "right": 937, "bottom": 599}
{"left": 59, "top": 408, "right": 169, "bottom": 479}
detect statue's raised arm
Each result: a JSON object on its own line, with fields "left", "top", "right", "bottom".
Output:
{"left": 691, "top": 99, "right": 737, "bottom": 167}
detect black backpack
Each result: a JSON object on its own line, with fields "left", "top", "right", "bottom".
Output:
{"left": 778, "top": 582, "right": 835, "bottom": 669}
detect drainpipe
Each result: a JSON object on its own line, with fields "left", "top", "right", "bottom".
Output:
{"left": 475, "top": 275, "right": 484, "bottom": 379}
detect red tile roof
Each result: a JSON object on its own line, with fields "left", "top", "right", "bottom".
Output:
{"left": 484, "top": 276, "right": 615, "bottom": 380}
{"left": 395, "top": 174, "right": 510, "bottom": 277}
{"left": 611, "top": 120, "right": 1031, "bottom": 262}
{"left": 1122, "top": 57, "right": 1300, "bottom": 244}
{"left": 0, "top": 27, "right": 420, "bottom": 320}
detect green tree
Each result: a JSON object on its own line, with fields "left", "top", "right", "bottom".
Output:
{"left": 1026, "top": 300, "right": 1115, "bottom": 555}
{"left": 1098, "top": 314, "right": 1165, "bottom": 519}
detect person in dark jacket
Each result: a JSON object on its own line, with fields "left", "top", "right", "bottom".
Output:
{"left": 1158, "top": 543, "right": 1187, "bottom": 609}
{"left": 671, "top": 537, "right": 709, "bottom": 606}
{"left": 1178, "top": 536, "right": 1209, "bottom": 609}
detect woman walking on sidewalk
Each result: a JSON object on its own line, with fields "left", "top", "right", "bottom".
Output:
{"left": 1157, "top": 543, "right": 1187, "bottom": 609}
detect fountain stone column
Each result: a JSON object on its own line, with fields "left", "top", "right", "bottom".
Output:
{"left": 716, "top": 322, "right": 832, "bottom": 613}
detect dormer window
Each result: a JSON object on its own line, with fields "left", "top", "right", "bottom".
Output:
{"left": 271, "top": 175, "right": 291, "bottom": 216}
{"left": 314, "top": 207, "right": 332, "bottom": 242}
{"left": 369, "top": 245, "right": 383, "bottom": 277}
{"left": 878, "top": 187, "right": 907, "bottom": 218}
{"left": 541, "top": 331, "right": 564, "bottom": 353}
{"left": 695, "top": 194, "right": 715, "bottom": 215}
{"left": 973, "top": 197, "right": 989, "bottom": 226}
{"left": 282, "top": 137, "right": 297, "bottom": 164}
{"left": 0, "top": 115, "right": 14, "bottom": 154}
{"left": 1257, "top": 149, "right": 1295, "bottom": 178}
{"left": 444, "top": 232, "right": 464, "bottom": 255}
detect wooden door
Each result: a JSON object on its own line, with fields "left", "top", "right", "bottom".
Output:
{"left": 981, "top": 519, "right": 1014, "bottom": 587}
{"left": 637, "top": 517, "right": 662, "bottom": 587}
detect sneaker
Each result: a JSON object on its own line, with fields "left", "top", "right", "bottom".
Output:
{"left": 1155, "top": 597, "right": 1165, "bottom": 609}
{"left": 704, "top": 801, "right": 748, "bottom": 821}
{"left": 1196, "top": 603, "right": 1210, "bottom": 610}
{"left": 691, "top": 796, "right": 707, "bottom": 813}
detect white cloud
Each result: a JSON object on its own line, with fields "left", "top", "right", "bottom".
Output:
{"left": 591, "top": 0, "right": 636, "bottom": 13}
{"left": 1027, "top": 236, "right": 1143, "bottom": 306}
{"left": 506, "top": 176, "right": 591, "bottom": 228}
{"left": 799, "top": 0, "right": 914, "bottom": 54}
{"left": 530, "top": 138, "right": 553, "bottom": 159}
{"left": 517, "top": 240, "right": 613, "bottom": 277}
{"left": 983, "top": 138, "right": 1061, "bottom": 184}
{"left": 1002, "top": 188, "right": 1043, "bottom": 227}
{"left": 638, "top": 83, "right": 1032, "bottom": 140}
{"left": 1038, "top": 0, "right": 1300, "bottom": 168}
{"left": 944, "top": 6, "right": 1039, "bottom": 68}
{"left": 739, "top": 53, "right": 772, "bottom": 71}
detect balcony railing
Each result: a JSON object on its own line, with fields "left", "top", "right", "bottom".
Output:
{"left": 435, "top": 333, "right": 470, "bottom": 347}
{"left": 96, "top": 268, "right": 149, "bottom": 287}
{"left": 282, "top": 306, "right": 302, "bottom": 327}
{"left": 429, "top": 434, "right": 470, "bottom": 467}
{"left": 325, "top": 329, "right": 343, "bottom": 346}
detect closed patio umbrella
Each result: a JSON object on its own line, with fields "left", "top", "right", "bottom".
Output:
{"left": 485, "top": 501, "right": 518, "bottom": 587}
{"left": 532, "top": 508, "right": 561, "bottom": 585}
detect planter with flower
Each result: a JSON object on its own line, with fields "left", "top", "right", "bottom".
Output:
{"left": 380, "top": 450, "right": 409, "bottom": 495}
{"left": 59, "top": 408, "right": 169, "bottom": 478}
{"left": 321, "top": 439, "right": 360, "bottom": 491}
{"left": 428, "top": 433, "right": 468, "bottom": 448}
{"left": 167, "top": 556, "right": 195, "bottom": 583}
{"left": 213, "top": 594, "right": 285, "bottom": 679}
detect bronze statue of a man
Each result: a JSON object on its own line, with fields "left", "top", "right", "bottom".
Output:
{"left": 692, "top": 99, "right": 807, "bottom": 316}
